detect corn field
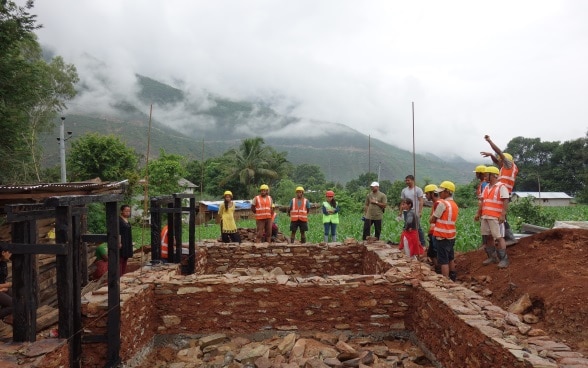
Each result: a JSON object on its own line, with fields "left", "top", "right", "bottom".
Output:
{"left": 134, "top": 205, "right": 587, "bottom": 253}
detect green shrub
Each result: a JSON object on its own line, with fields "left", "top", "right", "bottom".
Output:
{"left": 508, "top": 197, "right": 556, "bottom": 230}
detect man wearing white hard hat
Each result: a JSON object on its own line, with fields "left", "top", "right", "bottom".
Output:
{"left": 362, "top": 181, "right": 387, "bottom": 240}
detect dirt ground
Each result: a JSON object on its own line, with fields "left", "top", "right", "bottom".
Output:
{"left": 455, "top": 228, "right": 588, "bottom": 355}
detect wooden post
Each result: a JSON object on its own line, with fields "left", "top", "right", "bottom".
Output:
{"left": 167, "top": 203, "right": 174, "bottom": 263}
{"left": 55, "top": 206, "right": 74, "bottom": 360}
{"left": 188, "top": 197, "right": 196, "bottom": 274}
{"left": 105, "top": 201, "right": 121, "bottom": 366}
{"left": 173, "top": 196, "right": 182, "bottom": 264}
{"left": 71, "top": 212, "right": 82, "bottom": 367}
{"left": 11, "top": 220, "right": 39, "bottom": 342}
{"left": 150, "top": 198, "right": 161, "bottom": 261}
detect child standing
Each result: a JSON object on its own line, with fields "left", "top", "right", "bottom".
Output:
{"left": 399, "top": 198, "right": 424, "bottom": 258}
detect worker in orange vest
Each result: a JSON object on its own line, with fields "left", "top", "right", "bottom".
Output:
{"left": 251, "top": 184, "right": 274, "bottom": 243}
{"left": 160, "top": 225, "right": 169, "bottom": 260}
{"left": 475, "top": 166, "right": 511, "bottom": 268}
{"left": 288, "top": 186, "right": 311, "bottom": 243}
{"left": 430, "top": 181, "right": 459, "bottom": 281}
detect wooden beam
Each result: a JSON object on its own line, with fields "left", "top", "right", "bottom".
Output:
{"left": 1, "top": 243, "right": 67, "bottom": 255}
{"left": 81, "top": 234, "right": 107, "bottom": 243}
{"left": 45, "top": 193, "right": 125, "bottom": 207}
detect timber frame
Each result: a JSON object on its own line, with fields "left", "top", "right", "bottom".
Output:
{"left": 3, "top": 193, "right": 124, "bottom": 368}
{"left": 149, "top": 193, "right": 197, "bottom": 274}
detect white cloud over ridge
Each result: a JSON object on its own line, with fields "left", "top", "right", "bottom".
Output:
{"left": 28, "top": 0, "right": 588, "bottom": 160}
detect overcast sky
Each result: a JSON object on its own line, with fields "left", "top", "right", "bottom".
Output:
{"left": 27, "top": 0, "right": 588, "bottom": 161}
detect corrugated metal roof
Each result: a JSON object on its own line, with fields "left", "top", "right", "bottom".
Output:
{"left": 0, "top": 180, "right": 129, "bottom": 210}
{"left": 512, "top": 192, "right": 573, "bottom": 199}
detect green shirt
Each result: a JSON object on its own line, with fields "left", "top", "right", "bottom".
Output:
{"left": 365, "top": 191, "right": 387, "bottom": 220}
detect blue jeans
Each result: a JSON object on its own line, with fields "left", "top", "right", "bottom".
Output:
{"left": 324, "top": 222, "right": 337, "bottom": 237}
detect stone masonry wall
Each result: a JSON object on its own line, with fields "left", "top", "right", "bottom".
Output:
{"left": 2, "top": 241, "right": 585, "bottom": 367}
{"left": 196, "top": 241, "right": 367, "bottom": 275}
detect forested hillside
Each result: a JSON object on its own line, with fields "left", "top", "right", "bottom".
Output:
{"left": 41, "top": 74, "right": 474, "bottom": 184}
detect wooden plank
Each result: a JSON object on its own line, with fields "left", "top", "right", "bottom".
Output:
{"left": 82, "top": 234, "right": 107, "bottom": 243}
{"left": 45, "top": 193, "right": 125, "bottom": 207}
{"left": 36, "top": 306, "right": 59, "bottom": 332}
{"left": 82, "top": 334, "right": 108, "bottom": 343}
{"left": 1, "top": 243, "right": 67, "bottom": 255}
{"left": 520, "top": 223, "right": 550, "bottom": 234}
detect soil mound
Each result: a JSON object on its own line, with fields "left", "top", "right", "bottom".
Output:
{"left": 456, "top": 228, "right": 588, "bottom": 355}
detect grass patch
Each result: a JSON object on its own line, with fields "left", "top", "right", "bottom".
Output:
{"left": 131, "top": 205, "right": 588, "bottom": 253}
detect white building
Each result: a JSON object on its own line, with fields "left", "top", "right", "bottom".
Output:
{"left": 511, "top": 192, "right": 574, "bottom": 207}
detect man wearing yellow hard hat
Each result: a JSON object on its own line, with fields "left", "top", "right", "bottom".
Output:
{"left": 288, "top": 186, "right": 311, "bottom": 243}
{"left": 251, "top": 184, "right": 274, "bottom": 243}
{"left": 480, "top": 135, "right": 518, "bottom": 241}
{"left": 474, "top": 166, "right": 510, "bottom": 268}
{"left": 430, "top": 181, "right": 459, "bottom": 281}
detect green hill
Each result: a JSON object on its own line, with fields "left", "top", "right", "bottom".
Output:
{"left": 41, "top": 74, "right": 475, "bottom": 184}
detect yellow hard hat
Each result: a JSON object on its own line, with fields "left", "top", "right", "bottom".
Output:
{"left": 473, "top": 165, "right": 486, "bottom": 173}
{"left": 424, "top": 184, "right": 438, "bottom": 193}
{"left": 295, "top": 186, "right": 304, "bottom": 192}
{"left": 223, "top": 190, "right": 233, "bottom": 197}
{"left": 437, "top": 181, "right": 456, "bottom": 193}
{"left": 260, "top": 184, "right": 269, "bottom": 191}
{"left": 501, "top": 153, "right": 513, "bottom": 161}
{"left": 485, "top": 166, "right": 500, "bottom": 175}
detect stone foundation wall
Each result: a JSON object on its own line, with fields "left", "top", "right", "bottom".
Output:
{"left": 154, "top": 277, "right": 411, "bottom": 335}
{"left": 1, "top": 242, "right": 583, "bottom": 367}
{"left": 196, "top": 242, "right": 367, "bottom": 275}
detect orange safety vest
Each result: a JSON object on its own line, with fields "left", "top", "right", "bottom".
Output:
{"left": 499, "top": 162, "right": 518, "bottom": 194}
{"left": 290, "top": 197, "right": 308, "bottom": 222}
{"left": 432, "top": 199, "right": 458, "bottom": 239}
{"left": 161, "top": 225, "right": 169, "bottom": 258}
{"left": 481, "top": 182, "right": 507, "bottom": 218}
{"left": 254, "top": 195, "right": 273, "bottom": 220}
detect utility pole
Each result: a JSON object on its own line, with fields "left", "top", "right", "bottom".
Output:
{"left": 378, "top": 161, "right": 381, "bottom": 182}
{"left": 57, "top": 117, "right": 72, "bottom": 183}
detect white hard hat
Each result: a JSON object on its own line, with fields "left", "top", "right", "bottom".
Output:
{"left": 370, "top": 181, "right": 379, "bottom": 187}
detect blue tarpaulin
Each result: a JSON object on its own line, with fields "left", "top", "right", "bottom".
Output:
{"left": 206, "top": 200, "right": 251, "bottom": 212}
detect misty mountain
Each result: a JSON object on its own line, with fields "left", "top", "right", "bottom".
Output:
{"left": 42, "top": 72, "right": 476, "bottom": 184}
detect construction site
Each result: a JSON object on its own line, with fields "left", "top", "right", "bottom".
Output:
{"left": 0, "top": 183, "right": 587, "bottom": 367}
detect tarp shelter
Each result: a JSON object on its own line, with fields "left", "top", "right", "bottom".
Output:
{"left": 198, "top": 200, "right": 253, "bottom": 224}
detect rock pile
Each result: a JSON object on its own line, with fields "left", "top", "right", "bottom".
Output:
{"left": 143, "top": 331, "right": 436, "bottom": 368}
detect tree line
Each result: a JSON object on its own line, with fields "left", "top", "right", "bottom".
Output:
{"left": 62, "top": 133, "right": 587, "bottom": 214}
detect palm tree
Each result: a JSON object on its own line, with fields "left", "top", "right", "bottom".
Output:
{"left": 224, "top": 137, "right": 279, "bottom": 196}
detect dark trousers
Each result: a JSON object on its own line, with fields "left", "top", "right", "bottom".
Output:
{"left": 0, "top": 292, "right": 12, "bottom": 319}
{"left": 221, "top": 232, "right": 242, "bottom": 243}
{"left": 362, "top": 219, "right": 382, "bottom": 240}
